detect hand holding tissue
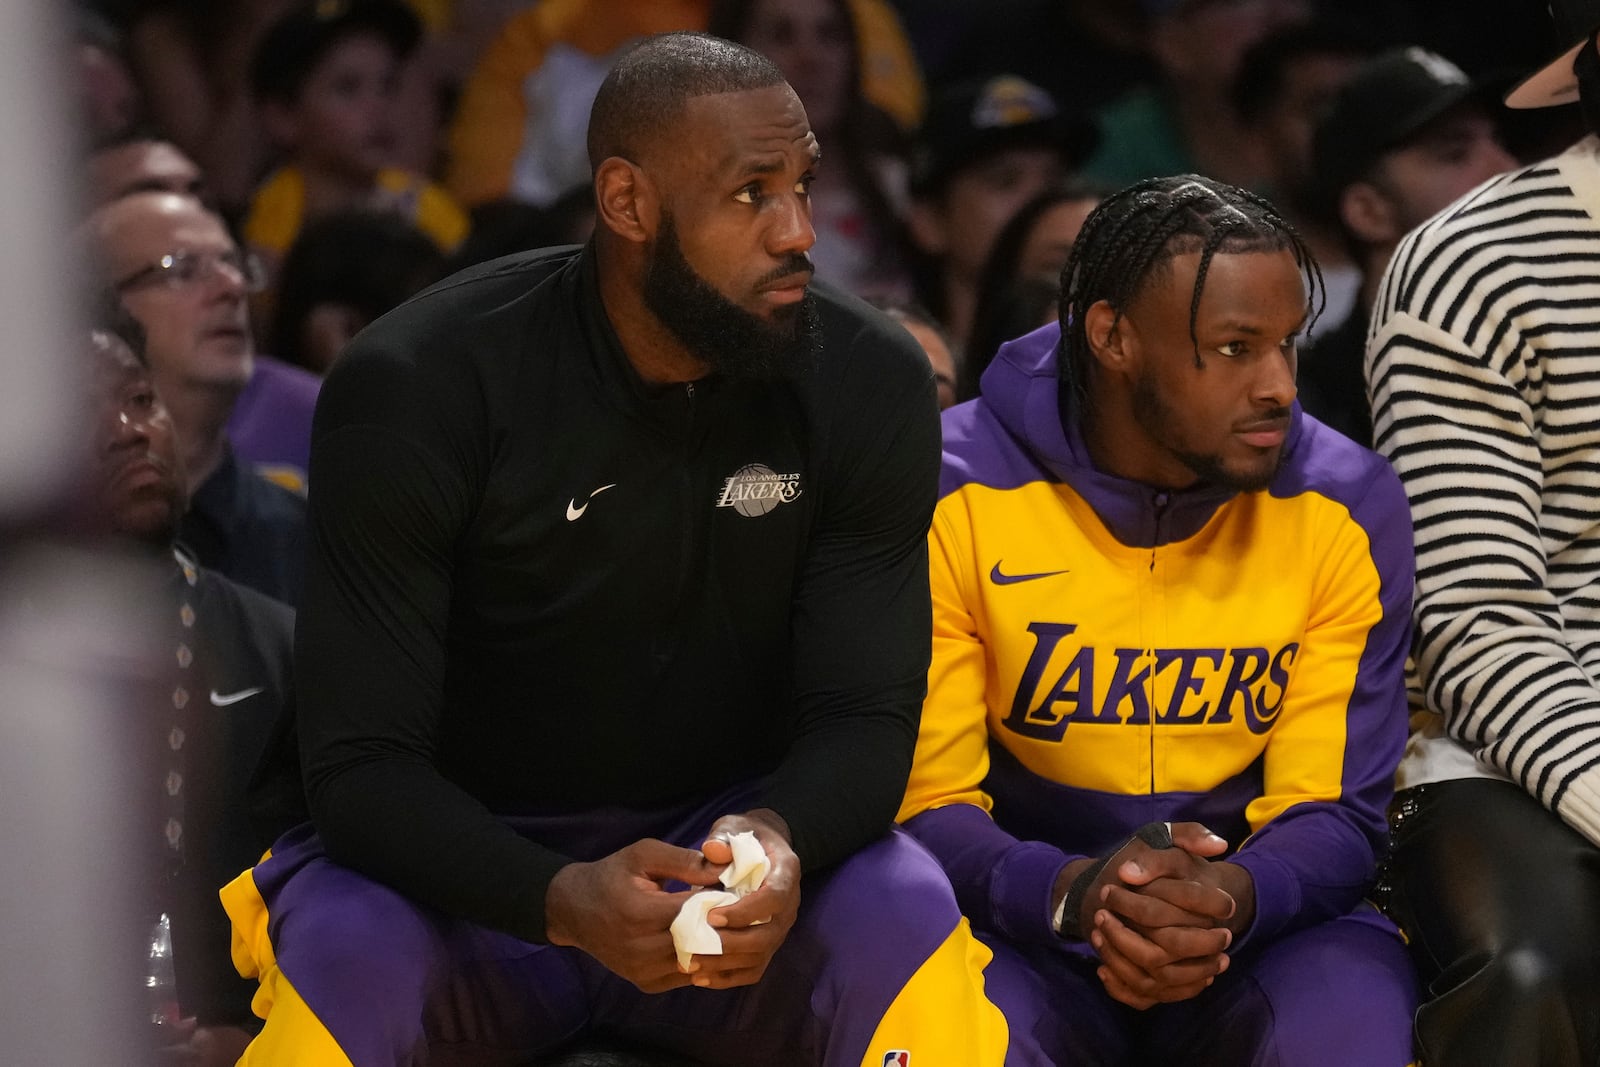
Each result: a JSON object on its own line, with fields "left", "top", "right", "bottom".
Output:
{"left": 669, "top": 831, "right": 771, "bottom": 971}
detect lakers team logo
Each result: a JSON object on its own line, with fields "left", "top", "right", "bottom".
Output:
{"left": 972, "top": 75, "right": 1057, "bottom": 129}
{"left": 715, "top": 464, "right": 802, "bottom": 517}
{"left": 1002, "top": 622, "right": 1299, "bottom": 741}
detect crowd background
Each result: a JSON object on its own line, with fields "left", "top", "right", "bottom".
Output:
{"left": 65, "top": 0, "right": 1582, "bottom": 394}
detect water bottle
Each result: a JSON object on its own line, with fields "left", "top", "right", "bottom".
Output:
{"left": 145, "top": 912, "right": 180, "bottom": 1037}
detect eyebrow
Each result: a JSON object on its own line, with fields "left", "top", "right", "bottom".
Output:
{"left": 1211, "top": 312, "right": 1310, "bottom": 337}
{"left": 728, "top": 144, "right": 823, "bottom": 177}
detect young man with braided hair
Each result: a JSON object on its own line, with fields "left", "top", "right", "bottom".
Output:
{"left": 899, "top": 173, "right": 1420, "bottom": 1065}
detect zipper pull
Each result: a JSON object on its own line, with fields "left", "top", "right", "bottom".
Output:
{"left": 1151, "top": 491, "right": 1169, "bottom": 568}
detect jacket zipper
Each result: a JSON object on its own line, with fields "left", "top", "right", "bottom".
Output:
{"left": 1147, "top": 491, "right": 1169, "bottom": 802}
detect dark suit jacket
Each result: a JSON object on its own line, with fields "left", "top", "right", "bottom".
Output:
{"left": 166, "top": 553, "right": 295, "bottom": 1027}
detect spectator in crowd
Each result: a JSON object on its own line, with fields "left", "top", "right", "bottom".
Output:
{"left": 244, "top": 0, "right": 468, "bottom": 279}
{"left": 710, "top": 0, "right": 916, "bottom": 301}
{"left": 71, "top": 7, "right": 144, "bottom": 144}
{"left": 84, "top": 132, "right": 324, "bottom": 495}
{"left": 907, "top": 75, "right": 1098, "bottom": 346}
{"left": 1366, "top": 1, "right": 1600, "bottom": 1061}
{"left": 874, "top": 299, "right": 959, "bottom": 409}
{"left": 82, "top": 311, "right": 294, "bottom": 1067}
{"left": 395, "top": 0, "right": 531, "bottom": 89}
{"left": 220, "top": 33, "right": 1011, "bottom": 1065}
{"left": 1082, "top": 0, "right": 1309, "bottom": 190}
{"left": 448, "top": 186, "right": 597, "bottom": 273}
{"left": 122, "top": 0, "right": 298, "bottom": 216}
{"left": 893, "top": 0, "right": 1157, "bottom": 119}
{"left": 444, "top": 0, "right": 705, "bottom": 211}
{"left": 86, "top": 127, "right": 209, "bottom": 206}
{"left": 361, "top": 0, "right": 497, "bottom": 180}
{"left": 980, "top": 183, "right": 1103, "bottom": 288}
{"left": 963, "top": 182, "right": 1104, "bottom": 397}
{"left": 269, "top": 210, "right": 447, "bottom": 375}
{"left": 1306, "top": 46, "right": 1515, "bottom": 446}
{"left": 961, "top": 275, "right": 1059, "bottom": 404}
{"left": 1231, "top": 18, "right": 1380, "bottom": 339}
{"left": 901, "top": 173, "right": 1418, "bottom": 1065}
{"left": 83, "top": 133, "right": 322, "bottom": 493}
{"left": 443, "top": 0, "right": 924, "bottom": 212}
{"left": 78, "top": 191, "right": 306, "bottom": 605}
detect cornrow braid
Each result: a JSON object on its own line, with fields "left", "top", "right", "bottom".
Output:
{"left": 1057, "top": 174, "right": 1323, "bottom": 412}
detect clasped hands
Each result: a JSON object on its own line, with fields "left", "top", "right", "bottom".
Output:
{"left": 1054, "top": 821, "right": 1256, "bottom": 1010}
{"left": 544, "top": 808, "right": 800, "bottom": 993}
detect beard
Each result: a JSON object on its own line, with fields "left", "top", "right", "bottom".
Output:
{"left": 1130, "top": 370, "right": 1286, "bottom": 493}
{"left": 642, "top": 212, "right": 821, "bottom": 380}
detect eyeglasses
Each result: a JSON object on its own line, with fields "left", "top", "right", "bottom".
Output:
{"left": 114, "top": 249, "right": 267, "bottom": 295}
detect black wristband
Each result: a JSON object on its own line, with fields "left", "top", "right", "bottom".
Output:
{"left": 1056, "top": 853, "right": 1113, "bottom": 940}
{"left": 1055, "top": 821, "right": 1175, "bottom": 940}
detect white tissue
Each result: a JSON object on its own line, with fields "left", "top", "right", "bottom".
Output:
{"left": 670, "top": 890, "right": 740, "bottom": 970}
{"left": 669, "top": 830, "right": 770, "bottom": 971}
{"left": 719, "top": 830, "right": 770, "bottom": 895}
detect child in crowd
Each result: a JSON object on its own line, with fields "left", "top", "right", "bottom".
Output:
{"left": 270, "top": 210, "right": 446, "bottom": 376}
{"left": 243, "top": 0, "right": 467, "bottom": 281}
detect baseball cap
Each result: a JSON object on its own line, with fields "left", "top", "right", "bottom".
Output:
{"left": 909, "top": 75, "right": 1099, "bottom": 196}
{"left": 1311, "top": 48, "right": 1496, "bottom": 205}
{"left": 1506, "top": 0, "right": 1600, "bottom": 107}
{"left": 251, "top": 0, "right": 422, "bottom": 104}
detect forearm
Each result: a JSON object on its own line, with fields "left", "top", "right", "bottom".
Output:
{"left": 904, "top": 802, "right": 1077, "bottom": 944}
{"left": 310, "top": 760, "right": 570, "bottom": 943}
{"left": 761, "top": 710, "right": 915, "bottom": 871}
{"left": 1228, "top": 802, "right": 1378, "bottom": 948}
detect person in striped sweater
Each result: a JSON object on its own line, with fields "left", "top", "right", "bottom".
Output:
{"left": 1366, "top": 2, "right": 1600, "bottom": 1063}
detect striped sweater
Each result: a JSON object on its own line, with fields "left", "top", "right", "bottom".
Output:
{"left": 1366, "top": 134, "right": 1600, "bottom": 847}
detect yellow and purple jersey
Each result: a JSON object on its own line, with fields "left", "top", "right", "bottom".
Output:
{"left": 899, "top": 322, "right": 1415, "bottom": 951}
{"left": 243, "top": 166, "right": 468, "bottom": 260}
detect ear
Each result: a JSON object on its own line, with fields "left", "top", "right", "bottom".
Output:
{"left": 259, "top": 99, "right": 301, "bottom": 151}
{"left": 1082, "top": 298, "right": 1132, "bottom": 374}
{"left": 1339, "top": 181, "right": 1400, "bottom": 247}
{"left": 594, "top": 157, "right": 656, "bottom": 244}
{"left": 905, "top": 198, "right": 948, "bottom": 255}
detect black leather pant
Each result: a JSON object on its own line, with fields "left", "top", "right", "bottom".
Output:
{"left": 1383, "top": 779, "right": 1600, "bottom": 1066}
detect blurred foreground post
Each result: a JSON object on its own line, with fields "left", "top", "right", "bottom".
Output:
{"left": 0, "top": 1, "right": 155, "bottom": 1062}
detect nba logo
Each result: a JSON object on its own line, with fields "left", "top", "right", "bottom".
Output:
{"left": 883, "top": 1053, "right": 910, "bottom": 1066}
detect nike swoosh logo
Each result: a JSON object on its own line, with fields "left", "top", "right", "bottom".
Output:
{"left": 565, "top": 483, "right": 617, "bottom": 521}
{"left": 989, "top": 562, "right": 1070, "bottom": 586}
{"left": 210, "top": 687, "right": 263, "bottom": 707}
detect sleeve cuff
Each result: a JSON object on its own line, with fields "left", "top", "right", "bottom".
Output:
{"left": 991, "top": 841, "right": 1075, "bottom": 946}
{"left": 1227, "top": 848, "right": 1299, "bottom": 952}
{"left": 1551, "top": 766, "right": 1600, "bottom": 850}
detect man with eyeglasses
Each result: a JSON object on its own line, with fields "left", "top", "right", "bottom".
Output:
{"left": 77, "top": 190, "right": 306, "bottom": 606}
{"left": 84, "top": 131, "right": 323, "bottom": 499}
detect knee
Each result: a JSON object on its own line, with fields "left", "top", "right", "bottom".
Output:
{"left": 808, "top": 831, "right": 964, "bottom": 946}
{"left": 276, "top": 864, "right": 444, "bottom": 984}
{"left": 1485, "top": 942, "right": 1599, "bottom": 1013}
{"left": 1416, "top": 943, "right": 1600, "bottom": 1066}
{"left": 1243, "top": 916, "right": 1418, "bottom": 1056}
